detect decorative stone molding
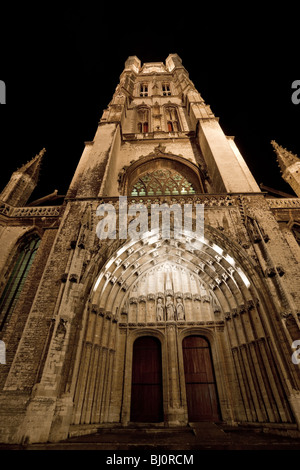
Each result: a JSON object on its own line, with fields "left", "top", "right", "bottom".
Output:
{"left": 98, "top": 308, "right": 105, "bottom": 317}
{"left": 91, "top": 304, "right": 99, "bottom": 314}
{"left": 268, "top": 198, "right": 300, "bottom": 209}
{"left": 193, "top": 294, "right": 202, "bottom": 301}
{"left": 239, "top": 304, "right": 247, "bottom": 315}
{"left": 69, "top": 274, "right": 79, "bottom": 283}
{"left": 14, "top": 206, "right": 61, "bottom": 217}
{"left": 276, "top": 266, "right": 285, "bottom": 277}
{"left": 0, "top": 202, "right": 12, "bottom": 216}
{"left": 265, "top": 267, "right": 277, "bottom": 278}
{"left": 183, "top": 293, "right": 192, "bottom": 300}
{"left": 147, "top": 293, "right": 156, "bottom": 301}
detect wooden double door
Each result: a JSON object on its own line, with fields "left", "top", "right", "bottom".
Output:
{"left": 130, "top": 335, "right": 220, "bottom": 423}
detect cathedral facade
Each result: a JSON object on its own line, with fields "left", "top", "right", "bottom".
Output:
{"left": 0, "top": 54, "right": 300, "bottom": 444}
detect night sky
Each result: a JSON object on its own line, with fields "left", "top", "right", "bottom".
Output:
{"left": 0, "top": 6, "right": 299, "bottom": 202}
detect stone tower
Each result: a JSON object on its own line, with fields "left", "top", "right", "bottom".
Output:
{"left": 0, "top": 54, "right": 300, "bottom": 445}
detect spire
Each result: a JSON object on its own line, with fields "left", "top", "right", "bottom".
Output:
{"left": 18, "top": 147, "right": 46, "bottom": 183}
{"left": 271, "top": 141, "right": 300, "bottom": 197}
{"left": 271, "top": 140, "right": 299, "bottom": 174}
{"left": 0, "top": 148, "right": 46, "bottom": 206}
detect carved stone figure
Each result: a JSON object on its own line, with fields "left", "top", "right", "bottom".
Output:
{"left": 156, "top": 297, "right": 164, "bottom": 321}
{"left": 176, "top": 298, "right": 185, "bottom": 320}
{"left": 166, "top": 295, "right": 175, "bottom": 321}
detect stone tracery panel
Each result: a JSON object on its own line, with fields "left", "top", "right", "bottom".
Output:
{"left": 127, "top": 263, "right": 218, "bottom": 324}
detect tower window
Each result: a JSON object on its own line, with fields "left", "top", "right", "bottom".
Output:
{"left": 140, "top": 84, "right": 148, "bottom": 97}
{"left": 0, "top": 234, "right": 40, "bottom": 330}
{"left": 137, "top": 107, "right": 149, "bottom": 133}
{"left": 162, "top": 83, "right": 171, "bottom": 96}
{"left": 165, "top": 106, "right": 180, "bottom": 132}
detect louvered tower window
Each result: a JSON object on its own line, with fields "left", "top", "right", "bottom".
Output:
{"left": 130, "top": 169, "right": 196, "bottom": 197}
{"left": 0, "top": 234, "right": 40, "bottom": 330}
{"left": 137, "top": 107, "right": 149, "bottom": 133}
{"left": 165, "top": 107, "right": 180, "bottom": 132}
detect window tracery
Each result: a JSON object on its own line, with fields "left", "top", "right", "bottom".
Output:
{"left": 137, "top": 107, "right": 149, "bottom": 133}
{"left": 139, "top": 83, "right": 148, "bottom": 97}
{"left": 130, "top": 168, "right": 196, "bottom": 197}
{"left": 164, "top": 106, "right": 180, "bottom": 132}
{"left": 0, "top": 234, "right": 41, "bottom": 330}
{"left": 162, "top": 83, "right": 171, "bottom": 96}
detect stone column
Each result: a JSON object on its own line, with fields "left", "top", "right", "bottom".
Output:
{"left": 166, "top": 323, "right": 185, "bottom": 425}
{"left": 288, "top": 390, "right": 300, "bottom": 430}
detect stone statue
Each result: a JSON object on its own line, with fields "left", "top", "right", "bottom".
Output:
{"left": 156, "top": 297, "right": 164, "bottom": 321}
{"left": 176, "top": 298, "right": 185, "bottom": 320}
{"left": 166, "top": 295, "right": 175, "bottom": 321}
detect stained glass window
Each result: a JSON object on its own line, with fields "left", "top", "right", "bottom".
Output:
{"left": 130, "top": 169, "right": 196, "bottom": 197}
{"left": 0, "top": 234, "right": 41, "bottom": 330}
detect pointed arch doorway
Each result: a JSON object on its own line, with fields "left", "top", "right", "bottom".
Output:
{"left": 130, "top": 336, "right": 164, "bottom": 423}
{"left": 183, "top": 336, "right": 220, "bottom": 422}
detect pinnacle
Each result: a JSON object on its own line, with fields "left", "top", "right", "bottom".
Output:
{"left": 271, "top": 140, "right": 299, "bottom": 173}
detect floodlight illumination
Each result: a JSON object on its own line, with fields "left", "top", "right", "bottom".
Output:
{"left": 212, "top": 243, "right": 223, "bottom": 255}
{"left": 236, "top": 267, "right": 251, "bottom": 287}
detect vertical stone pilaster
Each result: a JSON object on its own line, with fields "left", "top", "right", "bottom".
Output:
{"left": 288, "top": 390, "right": 300, "bottom": 429}
{"left": 166, "top": 323, "right": 185, "bottom": 424}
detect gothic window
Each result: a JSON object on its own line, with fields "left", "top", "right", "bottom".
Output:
{"left": 137, "top": 107, "right": 149, "bottom": 133}
{"left": 162, "top": 83, "right": 171, "bottom": 96}
{"left": 140, "top": 83, "right": 148, "bottom": 97}
{"left": 130, "top": 168, "right": 196, "bottom": 197}
{"left": 0, "top": 234, "right": 41, "bottom": 330}
{"left": 165, "top": 106, "right": 180, "bottom": 132}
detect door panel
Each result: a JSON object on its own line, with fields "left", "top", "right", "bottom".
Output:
{"left": 183, "top": 336, "right": 220, "bottom": 422}
{"left": 130, "top": 336, "right": 163, "bottom": 422}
